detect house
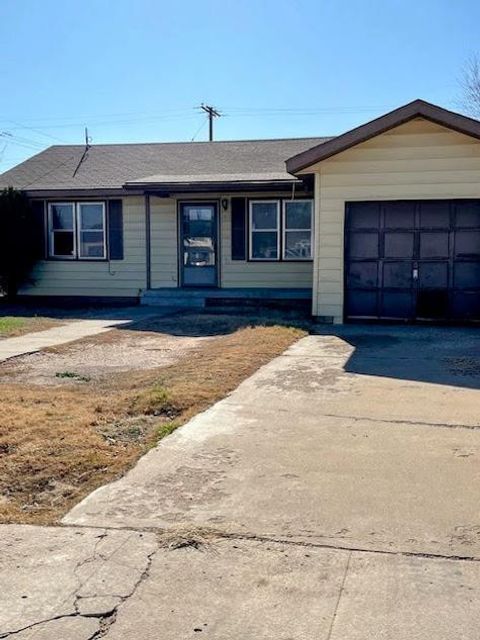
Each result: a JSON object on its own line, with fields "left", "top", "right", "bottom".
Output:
{"left": 1, "top": 99, "right": 480, "bottom": 323}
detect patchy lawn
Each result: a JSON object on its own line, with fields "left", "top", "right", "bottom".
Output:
{"left": 0, "top": 312, "right": 308, "bottom": 525}
{"left": 0, "top": 315, "right": 62, "bottom": 338}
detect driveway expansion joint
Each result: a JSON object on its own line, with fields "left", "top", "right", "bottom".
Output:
{"left": 57, "top": 522, "right": 480, "bottom": 564}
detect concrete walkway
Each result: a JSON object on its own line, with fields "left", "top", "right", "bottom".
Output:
{"left": 2, "top": 325, "right": 480, "bottom": 638}
{"left": 0, "top": 319, "right": 132, "bottom": 362}
{"left": 0, "top": 305, "right": 166, "bottom": 363}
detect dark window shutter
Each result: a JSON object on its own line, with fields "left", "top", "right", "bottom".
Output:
{"left": 31, "top": 200, "right": 46, "bottom": 259}
{"left": 108, "top": 199, "right": 124, "bottom": 260}
{"left": 231, "top": 197, "right": 246, "bottom": 260}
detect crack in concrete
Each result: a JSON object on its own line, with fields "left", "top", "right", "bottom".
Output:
{"left": 325, "top": 551, "right": 352, "bottom": 640}
{"left": 320, "top": 412, "right": 480, "bottom": 431}
{"left": 4, "top": 521, "right": 480, "bottom": 638}
{"left": 0, "top": 531, "right": 159, "bottom": 639}
{"left": 53, "top": 522, "right": 480, "bottom": 563}
{"left": 0, "top": 613, "right": 98, "bottom": 639}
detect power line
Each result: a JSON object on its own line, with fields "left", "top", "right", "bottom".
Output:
{"left": 5, "top": 119, "right": 67, "bottom": 143}
{"left": 190, "top": 117, "right": 208, "bottom": 141}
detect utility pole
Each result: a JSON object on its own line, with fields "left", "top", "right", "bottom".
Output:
{"left": 199, "top": 104, "right": 221, "bottom": 141}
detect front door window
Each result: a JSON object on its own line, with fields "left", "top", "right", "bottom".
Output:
{"left": 180, "top": 203, "right": 218, "bottom": 286}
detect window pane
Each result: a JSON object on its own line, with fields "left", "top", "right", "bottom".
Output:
{"left": 80, "top": 231, "right": 105, "bottom": 258}
{"left": 79, "top": 204, "right": 104, "bottom": 230}
{"left": 251, "top": 231, "right": 278, "bottom": 259}
{"left": 251, "top": 202, "right": 278, "bottom": 230}
{"left": 285, "top": 231, "right": 312, "bottom": 259}
{"left": 53, "top": 231, "right": 74, "bottom": 256}
{"left": 285, "top": 201, "right": 312, "bottom": 229}
{"left": 51, "top": 204, "right": 74, "bottom": 230}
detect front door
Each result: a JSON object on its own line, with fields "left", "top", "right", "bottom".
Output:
{"left": 180, "top": 203, "right": 218, "bottom": 287}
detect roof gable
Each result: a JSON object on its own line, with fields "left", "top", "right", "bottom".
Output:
{"left": 286, "top": 99, "right": 480, "bottom": 174}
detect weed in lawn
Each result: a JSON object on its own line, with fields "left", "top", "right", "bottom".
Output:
{"left": 152, "top": 419, "right": 182, "bottom": 445}
{"left": 55, "top": 371, "right": 91, "bottom": 383}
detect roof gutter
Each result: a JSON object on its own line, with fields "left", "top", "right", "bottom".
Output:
{"left": 123, "top": 179, "right": 309, "bottom": 194}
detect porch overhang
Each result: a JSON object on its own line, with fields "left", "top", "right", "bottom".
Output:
{"left": 123, "top": 171, "right": 312, "bottom": 194}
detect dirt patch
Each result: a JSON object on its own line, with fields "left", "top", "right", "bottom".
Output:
{"left": 0, "top": 312, "right": 307, "bottom": 525}
{"left": 2, "top": 331, "right": 211, "bottom": 385}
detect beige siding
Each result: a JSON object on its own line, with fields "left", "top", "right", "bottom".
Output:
{"left": 23, "top": 192, "right": 313, "bottom": 297}
{"left": 149, "top": 194, "right": 313, "bottom": 290}
{"left": 20, "top": 196, "right": 146, "bottom": 298}
{"left": 220, "top": 198, "right": 313, "bottom": 288}
{"left": 150, "top": 197, "right": 178, "bottom": 287}
{"left": 312, "top": 118, "right": 480, "bottom": 322}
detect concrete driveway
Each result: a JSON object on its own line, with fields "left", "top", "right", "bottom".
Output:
{"left": 3, "top": 325, "right": 480, "bottom": 639}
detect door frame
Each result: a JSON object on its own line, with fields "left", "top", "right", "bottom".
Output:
{"left": 177, "top": 200, "right": 220, "bottom": 288}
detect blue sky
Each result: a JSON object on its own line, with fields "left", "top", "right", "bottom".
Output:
{"left": 0, "top": 0, "right": 478, "bottom": 171}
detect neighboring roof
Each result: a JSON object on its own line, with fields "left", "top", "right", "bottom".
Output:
{"left": 0, "top": 137, "right": 330, "bottom": 192}
{"left": 286, "top": 99, "right": 480, "bottom": 174}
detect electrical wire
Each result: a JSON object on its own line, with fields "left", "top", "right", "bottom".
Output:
{"left": 190, "top": 117, "right": 208, "bottom": 141}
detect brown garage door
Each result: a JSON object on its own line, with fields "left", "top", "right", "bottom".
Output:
{"left": 345, "top": 200, "right": 480, "bottom": 321}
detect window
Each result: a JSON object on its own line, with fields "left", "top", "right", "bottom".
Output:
{"left": 49, "top": 203, "right": 75, "bottom": 258}
{"left": 283, "top": 200, "right": 313, "bottom": 260}
{"left": 48, "top": 202, "right": 106, "bottom": 259}
{"left": 249, "top": 200, "right": 280, "bottom": 260}
{"left": 248, "top": 199, "right": 313, "bottom": 261}
{"left": 78, "top": 203, "right": 106, "bottom": 258}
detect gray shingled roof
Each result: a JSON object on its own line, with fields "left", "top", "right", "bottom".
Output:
{"left": 0, "top": 137, "right": 332, "bottom": 191}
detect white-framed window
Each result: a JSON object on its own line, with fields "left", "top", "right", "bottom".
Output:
{"left": 48, "top": 202, "right": 106, "bottom": 260}
{"left": 283, "top": 200, "right": 313, "bottom": 260}
{"left": 78, "top": 203, "right": 106, "bottom": 258}
{"left": 49, "top": 203, "right": 75, "bottom": 259}
{"left": 249, "top": 200, "right": 280, "bottom": 260}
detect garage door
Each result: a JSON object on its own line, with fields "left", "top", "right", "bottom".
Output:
{"left": 345, "top": 200, "right": 480, "bottom": 321}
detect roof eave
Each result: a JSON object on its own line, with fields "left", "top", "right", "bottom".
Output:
{"left": 286, "top": 99, "right": 480, "bottom": 174}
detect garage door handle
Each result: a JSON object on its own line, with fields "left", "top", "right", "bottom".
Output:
{"left": 413, "top": 267, "right": 419, "bottom": 280}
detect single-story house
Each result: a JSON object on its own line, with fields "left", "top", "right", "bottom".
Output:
{"left": 1, "top": 99, "right": 480, "bottom": 323}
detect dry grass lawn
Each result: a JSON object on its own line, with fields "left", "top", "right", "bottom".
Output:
{"left": 0, "top": 315, "right": 62, "bottom": 338}
{"left": 0, "top": 313, "right": 307, "bottom": 525}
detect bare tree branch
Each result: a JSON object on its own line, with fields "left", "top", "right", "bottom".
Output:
{"left": 461, "top": 55, "right": 480, "bottom": 117}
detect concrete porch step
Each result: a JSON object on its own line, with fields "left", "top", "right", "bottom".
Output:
{"left": 140, "top": 287, "right": 312, "bottom": 309}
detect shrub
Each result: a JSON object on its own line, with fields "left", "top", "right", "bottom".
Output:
{"left": 0, "top": 187, "right": 38, "bottom": 298}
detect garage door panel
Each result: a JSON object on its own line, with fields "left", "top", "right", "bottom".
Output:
{"left": 455, "top": 201, "right": 480, "bottom": 228}
{"left": 451, "top": 292, "right": 480, "bottom": 319}
{"left": 383, "top": 262, "right": 413, "bottom": 288}
{"left": 384, "top": 232, "right": 415, "bottom": 258}
{"left": 345, "top": 290, "right": 378, "bottom": 317}
{"left": 419, "top": 201, "right": 451, "bottom": 228}
{"left": 418, "top": 262, "right": 448, "bottom": 288}
{"left": 417, "top": 290, "right": 449, "bottom": 319}
{"left": 380, "top": 292, "right": 414, "bottom": 319}
{"left": 419, "top": 232, "right": 450, "bottom": 258}
{"left": 347, "top": 262, "right": 378, "bottom": 288}
{"left": 349, "top": 232, "right": 379, "bottom": 258}
{"left": 348, "top": 202, "right": 380, "bottom": 229}
{"left": 454, "top": 262, "right": 480, "bottom": 289}
{"left": 384, "top": 202, "right": 415, "bottom": 228}
{"left": 455, "top": 231, "right": 480, "bottom": 258}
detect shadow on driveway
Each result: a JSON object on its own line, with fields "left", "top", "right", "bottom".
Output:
{"left": 313, "top": 324, "right": 480, "bottom": 390}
